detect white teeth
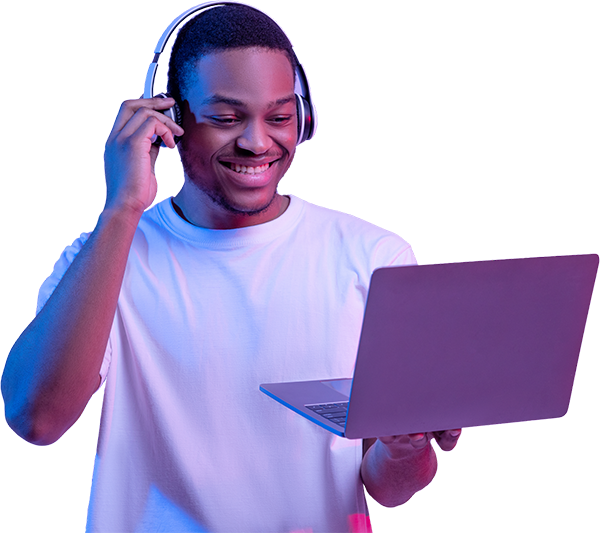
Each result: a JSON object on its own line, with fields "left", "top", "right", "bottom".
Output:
{"left": 231, "top": 163, "right": 270, "bottom": 175}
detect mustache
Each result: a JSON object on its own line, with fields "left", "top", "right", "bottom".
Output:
{"left": 218, "top": 148, "right": 285, "bottom": 160}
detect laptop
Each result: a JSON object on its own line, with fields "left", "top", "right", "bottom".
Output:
{"left": 260, "top": 254, "right": 598, "bottom": 439}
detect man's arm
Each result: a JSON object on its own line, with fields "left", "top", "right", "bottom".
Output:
{"left": 361, "top": 430, "right": 461, "bottom": 507}
{"left": 1, "top": 98, "right": 184, "bottom": 445}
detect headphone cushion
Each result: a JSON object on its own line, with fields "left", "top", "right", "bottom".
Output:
{"left": 296, "top": 94, "right": 313, "bottom": 145}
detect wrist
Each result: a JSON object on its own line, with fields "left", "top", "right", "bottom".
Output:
{"left": 98, "top": 202, "right": 144, "bottom": 234}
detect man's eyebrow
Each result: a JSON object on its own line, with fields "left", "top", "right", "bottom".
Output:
{"left": 201, "top": 95, "right": 244, "bottom": 107}
{"left": 268, "top": 95, "right": 296, "bottom": 109}
{"left": 201, "top": 94, "right": 296, "bottom": 109}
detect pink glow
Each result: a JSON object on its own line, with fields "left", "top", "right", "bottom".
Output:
{"left": 348, "top": 513, "right": 373, "bottom": 533}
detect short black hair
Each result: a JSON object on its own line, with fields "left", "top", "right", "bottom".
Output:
{"left": 167, "top": 4, "right": 298, "bottom": 103}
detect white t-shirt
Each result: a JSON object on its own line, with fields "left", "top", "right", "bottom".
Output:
{"left": 38, "top": 196, "right": 416, "bottom": 533}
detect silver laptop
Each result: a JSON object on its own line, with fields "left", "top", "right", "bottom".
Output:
{"left": 260, "top": 254, "right": 598, "bottom": 439}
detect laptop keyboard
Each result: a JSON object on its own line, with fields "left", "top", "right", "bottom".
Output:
{"left": 305, "top": 402, "right": 349, "bottom": 428}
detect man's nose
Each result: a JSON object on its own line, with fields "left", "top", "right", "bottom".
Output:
{"left": 236, "top": 120, "right": 273, "bottom": 154}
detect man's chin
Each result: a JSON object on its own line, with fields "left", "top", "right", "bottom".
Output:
{"left": 208, "top": 189, "right": 279, "bottom": 217}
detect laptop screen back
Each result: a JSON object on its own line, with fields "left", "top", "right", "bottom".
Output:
{"left": 345, "top": 255, "right": 598, "bottom": 439}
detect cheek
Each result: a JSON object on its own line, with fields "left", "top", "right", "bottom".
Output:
{"left": 277, "top": 124, "right": 298, "bottom": 150}
{"left": 179, "top": 124, "right": 223, "bottom": 157}
{"left": 285, "top": 131, "right": 297, "bottom": 146}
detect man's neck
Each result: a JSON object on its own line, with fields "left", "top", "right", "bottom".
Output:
{"left": 171, "top": 194, "right": 290, "bottom": 229}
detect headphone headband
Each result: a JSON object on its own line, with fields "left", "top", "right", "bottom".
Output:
{"left": 143, "top": 2, "right": 317, "bottom": 144}
{"left": 153, "top": 2, "right": 235, "bottom": 55}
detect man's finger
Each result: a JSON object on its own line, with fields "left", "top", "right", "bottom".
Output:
{"left": 377, "top": 435, "right": 399, "bottom": 446}
{"left": 434, "top": 429, "right": 461, "bottom": 451}
{"left": 112, "top": 107, "right": 184, "bottom": 150}
{"left": 109, "top": 97, "right": 181, "bottom": 139}
{"left": 407, "top": 433, "right": 430, "bottom": 449}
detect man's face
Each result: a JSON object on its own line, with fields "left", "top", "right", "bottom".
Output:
{"left": 177, "top": 47, "right": 297, "bottom": 225}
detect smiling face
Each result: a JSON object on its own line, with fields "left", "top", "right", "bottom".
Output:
{"left": 175, "top": 47, "right": 298, "bottom": 229}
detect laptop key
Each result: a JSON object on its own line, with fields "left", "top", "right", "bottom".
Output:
{"left": 306, "top": 402, "right": 348, "bottom": 410}
{"left": 306, "top": 402, "right": 348, "bottom": 427}
{"left": 322, "top": 412, "right": 346, "bottom": 419}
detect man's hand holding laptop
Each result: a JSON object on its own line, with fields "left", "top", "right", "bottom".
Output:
{"left": 361, "top": 429, "right": 462, "bottom": 507}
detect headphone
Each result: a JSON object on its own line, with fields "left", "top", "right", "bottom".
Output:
{"left": 143, "top": 1, "right": 317, "bottom": 145}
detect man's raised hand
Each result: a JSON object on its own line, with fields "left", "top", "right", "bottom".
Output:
{"left": 104, "top": 97, "right": 184, "bottom": 216}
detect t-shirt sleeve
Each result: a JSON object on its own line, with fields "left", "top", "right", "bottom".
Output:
{"left": 367, "top": 230, "right": 418, "bottom": 272}
{"left": 387, "top": 240, "right": 418, "bottom": 267}
{"left": 36, "top": 232, "right": 112, "bottom": 386}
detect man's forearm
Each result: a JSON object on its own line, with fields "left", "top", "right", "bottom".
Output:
{"left": 361, "top": 437, "right": 438, "bottom": 507}
{"left": 1, "top": 206, "right": 141, "bottom": 445}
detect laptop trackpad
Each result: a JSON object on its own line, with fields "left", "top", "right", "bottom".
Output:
{"left": 320, "top": 378, "right": 352, "bottom": 397}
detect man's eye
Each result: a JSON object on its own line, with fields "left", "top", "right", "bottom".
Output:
{"left": 211, "top": 116, "right": 239, "bottom": 125}
{"left": 270, "top": 116, "right": 293, "bottom": 124}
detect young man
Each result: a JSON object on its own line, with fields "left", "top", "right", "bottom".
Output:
{"left": 2, "top": 5, "right": 459, "bottom": 531}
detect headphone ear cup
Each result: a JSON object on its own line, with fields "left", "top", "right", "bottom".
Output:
{"left": 154, "top": 92, "right": 183, "bottom": 145}
{"left": 295, "top": 94, "right": 316, "bottom": 145}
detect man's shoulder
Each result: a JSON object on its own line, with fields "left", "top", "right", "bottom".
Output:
{"left": 295, "top": 197, "right": 416, "bottom": 267}
{"left": 139, "top": 198, "right": 170, "bottom": 224}
{"left": 136, "top": 198, "right": 183, "bottom": 240}
{"left": 298, "top": 197, "right": 408, "bottom": 243}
